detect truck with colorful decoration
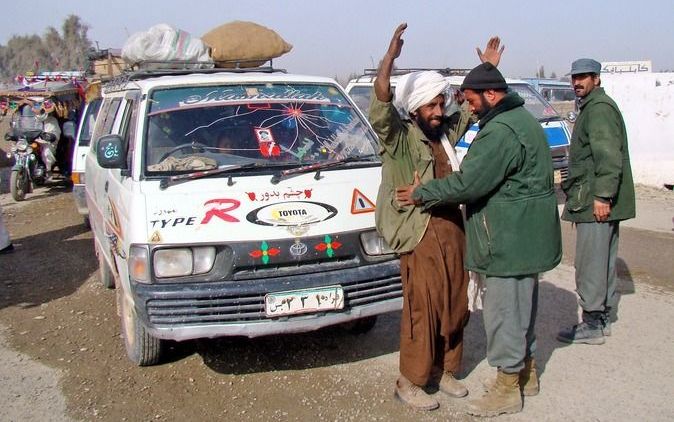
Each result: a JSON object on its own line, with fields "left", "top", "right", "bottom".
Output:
{"left": 85, "top": 63, "right": 402, "bottom": 365}
{"left": 1, "top": 71, "right": 87, "bottom": 199}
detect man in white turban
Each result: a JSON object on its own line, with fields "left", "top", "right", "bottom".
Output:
{"left": 368, "top": 22, "right": 503, "bottom": 411}
{"left": 393, "top": 71, "right": 450, "bottom": 117}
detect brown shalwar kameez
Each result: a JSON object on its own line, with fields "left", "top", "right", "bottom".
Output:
{"left": 398, "top": 140, "right": 470, "bottom": 386}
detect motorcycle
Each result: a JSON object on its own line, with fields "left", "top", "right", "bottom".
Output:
{"left": 4, "top": 129, "right": 55, "bottom": 201}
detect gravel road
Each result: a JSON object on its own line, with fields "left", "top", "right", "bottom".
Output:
{"left": 0, "top": 184, "right": 672, "bottom": 421}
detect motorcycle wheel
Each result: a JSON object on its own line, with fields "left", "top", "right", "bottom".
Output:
{"left": 118, "top": 287, "right": 163, "bottom": 366}
{"left": 10, "top": 169, "right": 28, "bottom": 201}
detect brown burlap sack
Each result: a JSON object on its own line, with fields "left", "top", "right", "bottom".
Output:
{"left": 202, "top": 21, "right": 292, "bottom": 68}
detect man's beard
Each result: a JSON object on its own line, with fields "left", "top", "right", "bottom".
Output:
{"left": 415, "top": 115, "right": 443, "bottom": 141}
{"left": 476, "top": 92, "right": 492, "bottom": 120}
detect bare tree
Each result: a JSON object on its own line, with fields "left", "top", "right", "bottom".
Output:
{"left": 58, "top": 15, "right": 91, "bottom": 70}
{"left": 0, "top": 14, "right": 91, "bottom": 81}
{"left": 0, "top": 35, "right": 50, "bottom": 80}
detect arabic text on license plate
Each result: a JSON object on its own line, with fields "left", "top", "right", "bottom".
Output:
{"left": 265, "top": 286, "right": 345, "bottom": 317}
{"left": 554, "top": 170, "right": 562, "bottom": 184}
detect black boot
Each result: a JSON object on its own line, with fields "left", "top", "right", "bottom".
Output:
{"left": 601, "top": 308, "right": 612, "bottom": 336}
{"left": 557, "top": 311, "right": 605, "bottom": 345}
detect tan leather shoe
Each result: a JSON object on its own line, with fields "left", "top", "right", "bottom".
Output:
{"left": 439, "top": 371, "right": 469, "bottom": 398}
{"left": 394, "top": 375, "right": 439, "bottom": 411}
{"left": 482, "top": 358, "right": 539, "bottom": 396}
{"left": 467, "top": 370, "right": 522, "bottom": 417}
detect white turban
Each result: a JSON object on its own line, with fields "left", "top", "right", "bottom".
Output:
{"left": 394, "top": 71, "right": 449, "bottom": 115}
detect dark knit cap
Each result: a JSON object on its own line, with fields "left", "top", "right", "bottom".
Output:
{"left": 460, "top": 62, "right": 508, "bottom": 91}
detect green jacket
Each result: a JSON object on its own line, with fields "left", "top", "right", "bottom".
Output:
{"left": 368, "top": 96, "right": 473, "bottom": 253}
{"left": 561, "top": 87, "right": 635, "bottom": 222}
{"left": 413, "top": 92, "right": 562, "bottom": 276}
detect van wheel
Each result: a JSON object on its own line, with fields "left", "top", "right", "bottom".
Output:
{"left": 343, "top": 316, "right": 378, "bottom": 334}
{"left": 98, "top": 252, "right": 115, "bottom": 289}
{"left": 119, "top": 289, "right": 163, "bottom": 366}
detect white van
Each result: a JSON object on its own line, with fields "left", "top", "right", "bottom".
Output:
{"left": 71, "top": 86, "right": 103, "bottom": 227}
{"left": 86, "top": 66, "right": 401, "bottom": 365}
{"left": 345, "top": 69, "right": 571, "bottom": 183}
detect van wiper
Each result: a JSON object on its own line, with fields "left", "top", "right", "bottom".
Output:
{"left": 270, "top": 154, "right": 378, "bottom": 184}
{"left": 159, "top": 163, "right": 260, "bottom": 190}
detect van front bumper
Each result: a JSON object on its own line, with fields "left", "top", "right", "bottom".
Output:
{"left": 130, "top": 259, "right": 402, "bottom": 341}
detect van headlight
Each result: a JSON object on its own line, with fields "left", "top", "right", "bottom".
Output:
{"left": 153, "top": 246, "right": 216, "bottom": 278}
{"left": 360, "top": 230, "right": 394, "bottom": 256}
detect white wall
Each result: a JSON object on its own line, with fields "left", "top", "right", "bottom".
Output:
{"left": 601, "top": 73, "right": 674, "bottom": 187}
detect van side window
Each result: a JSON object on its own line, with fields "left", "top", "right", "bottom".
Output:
{"left": 91, "top": 98, "right": 122, "bottom": 149}
{"left": 78, "top": 98, "right": 103, "bottom": 147}
{"left": 119, "top": 99, "right": 139, "bottom": 170}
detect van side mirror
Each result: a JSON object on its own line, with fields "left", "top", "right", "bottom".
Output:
{"left": 566, "top": 111, "right": 577, "bottom": 123}
{"left": 62, "top": 121, "right": 76, "bottom": 139}
{"left": 96, "top": 134, "right": 127, "bottom": 169}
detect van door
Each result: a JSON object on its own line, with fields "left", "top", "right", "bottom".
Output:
{"left": 86, "top": 96, "right": 124, "bottom": 266}
{"left": 101, "top": 95, "right": 140, "bottom": 287}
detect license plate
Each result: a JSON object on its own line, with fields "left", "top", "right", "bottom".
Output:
{"left": 554, "top": 170, "right": 562, "bottom": 184}
{"left": 265, "top": 286, "right": 344, "bottom": 317}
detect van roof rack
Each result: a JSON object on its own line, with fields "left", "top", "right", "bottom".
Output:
{"left": 361, "top": 67, "right": 472, "bottom": 77}
{"left": 125, "top": 58, "right": 285, "bottom": 78}
{"left": 103, "top": 59, "right": 287, "bottom": 93}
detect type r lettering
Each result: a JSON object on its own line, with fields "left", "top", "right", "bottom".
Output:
{"left": 150, "top": 217, "right": 197, "bottom": 228}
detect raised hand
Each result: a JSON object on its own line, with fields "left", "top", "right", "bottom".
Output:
{"left": 476, "top": 36, "right": 505, "bottom": 67}
{"left": 375, "top": 23, "right": 408, "bottom": 101}
{"left": 387, "top": 22, "right": 408, "bottom": 60}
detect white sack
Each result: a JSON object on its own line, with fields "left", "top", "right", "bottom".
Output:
{"left": 122, "top": 24, "right": 213, "bottom": 69}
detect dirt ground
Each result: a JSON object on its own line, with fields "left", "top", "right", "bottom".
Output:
{"left": 0, "top": 184, "right": 673, "bottom": 421}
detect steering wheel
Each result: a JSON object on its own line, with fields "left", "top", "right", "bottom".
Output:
{"left": 157, "top": 142, "right": 209, "bottom": 163}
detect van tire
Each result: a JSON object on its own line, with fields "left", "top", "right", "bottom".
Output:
{"left": 343, "top": 316, "right": 378, "bottom": 334}
{"left": 98, "top": 253, "right": 115, "bottom": 289}
{"left": 119, "top": 289, "right": 163, "bottom": 366}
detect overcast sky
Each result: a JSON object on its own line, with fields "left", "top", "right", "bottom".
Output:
{"left": 2, "top": 0, "right": 673, "bottom": 80}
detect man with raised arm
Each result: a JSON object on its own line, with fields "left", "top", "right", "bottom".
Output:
{"left": 368, "top": 23, "right": 503, "bottom": 411}
{"left": 395, "top": 60, "right": 562, "bottom": 417}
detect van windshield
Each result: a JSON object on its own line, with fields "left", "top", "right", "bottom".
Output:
{"left": 347, "top": 82, "right": 559, "bottom": 121}
{"left": 541, "top": 87, "right": 576, "bottom": 102}
{"left": 507, "top": 84, "right": 560, "bottom": 120}
{"left": 144, "top": 83, "right": 378, "bottom": 174}
{"left": 347, "top": 85, "right": 374, "bottom": 119}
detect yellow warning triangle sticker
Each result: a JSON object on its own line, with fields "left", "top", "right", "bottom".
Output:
{"left": 351, "top": 188, "right": 376, "bottom": 214}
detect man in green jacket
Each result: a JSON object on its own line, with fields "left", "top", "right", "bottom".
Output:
{"left": 557, "top": 59, "right": 635, "bottom": 345}
{"left": 397, "top": 62, "right": 562, "bottom": 417}
{"left": 370, "top": 23, "right": 502, "bottom": 411}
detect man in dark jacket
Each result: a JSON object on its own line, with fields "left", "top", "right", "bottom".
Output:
{"left": 557, "top": 59, "right": 635, "bottom": 345}
{"left": 397, "top": 62, "right": 562, "bottom": 417}
{"left": 370, "top": 23, "right": 503, "bottom": 411}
